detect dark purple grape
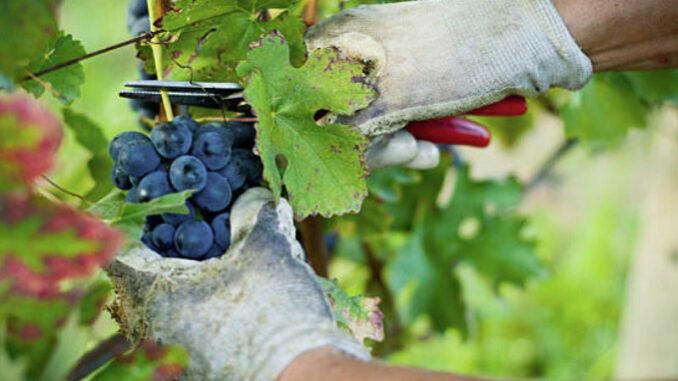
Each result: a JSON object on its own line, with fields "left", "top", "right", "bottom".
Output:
{"left": 175, "top": 220, "right": 214, "bottom": 258}
{"left": 169, "top": 155, "right": 208, "bottom": 192}
{"left": 193, "top": 172, "right": 232, "bottom": 213}
{"left": 211, "top": 212, "right": 231, "bottom": 250}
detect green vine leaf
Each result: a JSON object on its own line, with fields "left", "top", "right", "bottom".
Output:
{"left": 317, "top": 277, "right": 384, "bottom": 344}
{"left": 0, "top": 0, "right": 60, "bottom": 80}
{"left": 139, "top": 0, "right": 305, "bottom": 82}
{"left": 88, "top": 190, "right": 193, "bottom": 239}
{"left": 237, "top": 32, "right": 376, "bottom": 217}
{"left": 563, "top": 74, "right": 647, "bottom": 151}
{"left": 22, "top": 33, "right": 86, "bottom": 104}
{"left": 62, "top": 108, "right": 114, "bottom": 202}
{"left": 383, "top": 156, "right": 541, "bottom": 333}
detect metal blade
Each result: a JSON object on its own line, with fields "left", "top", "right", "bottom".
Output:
{"left": 119, "top": 89, "right": 247, "bottom": 110}
{"left": 124, "top": 80, "right": 242, "bottom": 94}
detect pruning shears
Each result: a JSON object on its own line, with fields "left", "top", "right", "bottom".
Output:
{"left": 120, "top": 80, "right": 527, "bottom": 148}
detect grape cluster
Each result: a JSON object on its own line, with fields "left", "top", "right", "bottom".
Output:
{"left": 110, "top": 115, "right": 262, "bottom": 260}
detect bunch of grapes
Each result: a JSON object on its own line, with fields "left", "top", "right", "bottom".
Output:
{"left": 109, "top": 115, "right": 262, "bottom": 260}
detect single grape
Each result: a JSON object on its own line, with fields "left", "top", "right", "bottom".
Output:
{"left": 129, "top": 16, "right": 150, "bottom": 37}
{"left": 216, "top": 160, "right": 247, "bottom": 191}
{"left": 141, "top": 231, "right": 157, "bottom": 252}
{"left": 211, "top": 212, "right": 231, "bottom": 250}
{"left": 203, "top": 244, "right": 224, "bottom": 259}
{"left": 230, "top": 122, "right": 256, "bottom": 149}
{"left": 162, "top": 201, "right": 196, "bottom": 226}
{"left": 111, "top": 162, "right": 132, "bottom": 190}
{"left": 173, "top": 114, "right": 200, "bottom": 134}
{"left": 109, "top": 131, "right": 147, "bottom": 161}
{"left": 126, "top": 186, "right": 139, "bottom": 203}
{"left": 127, "top": 0, "right": 148, "bottom": 20}
{"left": 118, "top": 139, "right": 161, "bottom": 177}
{"left": 201, "top": 123, "right": 235, "bottom": 147}
{"left": 232, "top": 148, "right": 263, "bottom": 183}
{"left": 169, "top": 155, "right": 208, "bottom": 192}
{"left": 146, "top": 215, "right": 163, "bottom": 230}
{"left": 130, "top": 162, "right": 164, "bottom": 186}
{"left": 174, "top": 220, "right": 214, "bottom": 258}
{"left": 193, "top": 172, "right": 232, "bottom": 213}
{"left": 150, "top": 121, "right": 192, "bottom": 159}
{"left": 137, "top": 170, "right": 173, "bottom": 202}
{"left": 191, "top": 130, "right": 231, "bottom": 170}
{"left": 152, "top": 223, "right": 176, "bottom": 252}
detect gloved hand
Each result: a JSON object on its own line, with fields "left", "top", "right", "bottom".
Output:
{"left": 106, "top": 188, "right": 369, "bottom": 381}
{"left": 306, "top": 0, "right": 592, "bottom": 168}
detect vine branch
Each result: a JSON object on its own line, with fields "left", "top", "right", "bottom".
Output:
{"left": 22, "top": 32, "right": 159, "bottom": 82}
{"left": 525, "top": 138, "right": 578, "bottom": 192}
{"left": 299, "top": 217, "right": 329, "bottom": 277}
{"left": 66, "top": 334, "right": 131, "bottom": 381}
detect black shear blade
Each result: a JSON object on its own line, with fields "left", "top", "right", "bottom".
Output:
{"left": 119, "top": 80, "right": 247, "bottom": 110}
{"left": 124, "top": 80, "right": 243, "bottom": 93}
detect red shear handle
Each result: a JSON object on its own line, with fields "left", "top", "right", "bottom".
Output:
{"left": 467, "top": 96, "right": 527, "bottom": 116}
{"left": 406, "top": 117, "right": 491, "bottom": 147}
{"left": 405, "top": 96, "right": 527, "bottom": 147}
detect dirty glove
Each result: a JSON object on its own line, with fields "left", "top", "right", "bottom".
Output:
{"left": 107, "top": 188, "right": 369, "bottom": 381}
{"left": 306, "top": 0, "right": 592, "bottom": 166}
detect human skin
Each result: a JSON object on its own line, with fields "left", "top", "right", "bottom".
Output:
{"left": 551, "top": 0, "right": 678, "bottom": 71}
{"left": 279, "top": 1, "right": 678, "bottom": 380}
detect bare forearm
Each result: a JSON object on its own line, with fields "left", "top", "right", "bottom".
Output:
{"left": 278, "top": 347, "right": 488, "bottom": 381}
{"left": 552, "top": 0, "right": 678, "bottom": 71}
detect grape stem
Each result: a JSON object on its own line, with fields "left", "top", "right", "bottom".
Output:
{"left": 195, "top": 116, "right": 258, "bottom": 123}
{"left": 147, "top": 0, "right": 174, "bottom": 121}
{"left": 40, "top": 176, "right": 92, "bottom": 204}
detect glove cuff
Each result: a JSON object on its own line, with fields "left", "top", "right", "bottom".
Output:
{"left": 252, "top": 322, "right": 371, "bottom": 381}
{"left": 523, "top": 0, "right": 593, "bottom": 90}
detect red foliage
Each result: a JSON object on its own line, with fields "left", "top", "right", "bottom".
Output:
{"left": 0, "top": 194, "right": 125, "bottom": 297}
{"left": 0, "top": 95, "right": 62, "bottom": 187}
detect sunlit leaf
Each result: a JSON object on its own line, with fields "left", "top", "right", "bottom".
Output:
{"left": 318, "top": 277, "right": 384, "bottom": 344}
{"left": 238, "top": 32, "right": 376, "bottom": 217}
{"left": 22, "top": 33, "right": 86, "bottom": 104}
{"left": 563, "top": 74, "right": 647, "bottom": 151}
{"left": 138, "top": 0, "right": 305, "bottom": 82}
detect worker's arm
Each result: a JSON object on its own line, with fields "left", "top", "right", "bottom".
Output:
{"left": 280, "top": 347, "right": 483, "bottom": 381}
{"left": 553, "top": 0, "right": 678, "bottom": 71}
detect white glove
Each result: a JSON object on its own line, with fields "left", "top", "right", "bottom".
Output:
{"left": 365, "top": 130, "right": 440, "bottom": 170}
{"left": 107, "top": 188, "right": 369, "bottom": 381}
{"left": 306, "top": 0, "right": 592, "bottom": 167}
